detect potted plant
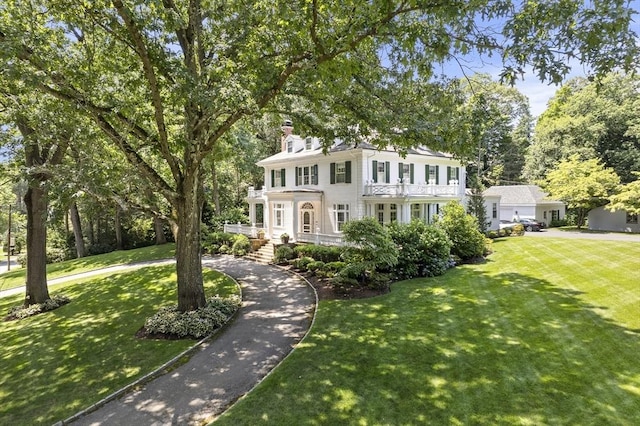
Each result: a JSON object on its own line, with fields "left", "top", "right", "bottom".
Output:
{"left": 280, "top": 233, "right": 289, "bottom": 244}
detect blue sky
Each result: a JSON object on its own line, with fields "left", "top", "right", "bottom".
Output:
{"left": 439, "top": 1, "right": 640, "bottom": 118}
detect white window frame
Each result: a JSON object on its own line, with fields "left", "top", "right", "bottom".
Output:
{"left": 428, "top": 165, "right": 438, "bottom": 183}
{"left": 335, "top": 162, "right": 346, "bottom": 184}
{"left": 333, "top": 204, "right": 350, "bottom": 232}
{"left": 390, "top": 203, "right": 397, "bottom": 222}
{"left": 274, "top": 169, "right": 283, "bottom": 187}
{"left": 492, "top": 203, "right": 498, "bottom": 219}
{"left": 377, "top": 203, "right": 384, "bottom": 224}
{"left": 411, "top": 203, "right": 421, "bottom": 220}
{"left": 274, "top": 203, "right": 285, "bottom": 227}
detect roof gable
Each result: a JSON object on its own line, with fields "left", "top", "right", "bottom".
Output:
{"left": 484, "top": 185, "right": 561, "bottom": 205}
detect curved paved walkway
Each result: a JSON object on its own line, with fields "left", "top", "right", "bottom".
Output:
{"left": 43, "top": 256, "right": 316, "bottom": 425}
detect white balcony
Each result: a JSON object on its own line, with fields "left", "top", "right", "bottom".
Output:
{"left": 364, "top": 179, "right": 460, "bottom": 197}
{"left": 247, "top": 187, "right": 266, "bottom": 199}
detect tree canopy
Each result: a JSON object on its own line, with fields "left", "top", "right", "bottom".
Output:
{"left": 524, "top": 73, "right": 640, "bottom": 183}
{"left": 541, "top": 155, "right": 620, "bottom": 228}
{"left": 1, "top": 1, "right": 638, "bottom": 310}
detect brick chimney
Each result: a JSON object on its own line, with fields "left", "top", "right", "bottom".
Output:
{"left": 281, "top": 120, "right": 293, "bottom": 152}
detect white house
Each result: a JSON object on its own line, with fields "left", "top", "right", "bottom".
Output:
{"left": 237, "top": 123, "right": 467, "bottom": 244}
{"left": 484, "top": 185, "right": 565, "bottom": 226}
{"left": 588, "top": 206, "right": 640, "bottom": 233}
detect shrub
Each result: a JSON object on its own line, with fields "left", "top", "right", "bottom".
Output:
{"left": 291, "top": 256, "right": 315, "bottom": 271}
{"left": 218, "top": 244, "right": 231, "bottom": 254}
{"left": 387, "top": 220, "right": 452, "bottom": 280}
{"left": 293, "top": 244, "right": 342, "bottom": 263}
{"left": 231, "top": 234, "right": 250, "bottom": 256}
{"left": 306, "top": 260, "right": 325, "bottom": 274}
{"left": 202, "top": 231, "right": 234, "bottom": 254}
{"left": 46, "top": 247, "right": 74, "bottom": 264}
{"left": 144, "top": 295, "right": 241, "bottom": 339}
{"left": 435, "top": 201, "right": 486, "bottom": 261}
{"left": 6, "top": 294, "right": 71, "bottom": 320}
{"left": 339, "top": 217, "right": 398, "bottom": 286}
{"left": 274, "top": 245, "right": 295, "bottom": 264}
{"left": 511, "top": 223, "right": 525, "bottom": 236}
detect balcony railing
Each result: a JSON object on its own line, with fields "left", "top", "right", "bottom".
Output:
{"left": 247, "top": 187, "right": 266, "bottom": 199}
{"left": 364, "top": 179, "right": 460, "bottom": 197}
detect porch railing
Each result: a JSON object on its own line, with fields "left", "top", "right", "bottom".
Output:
{"left": 364, "top": 180, "right": 460, "bottom": 197}
{"left": 296, "top": 232, "right": 344, "bottom": 246}
{"left": 223, "top": 222, "right": 263, "bottom": 238}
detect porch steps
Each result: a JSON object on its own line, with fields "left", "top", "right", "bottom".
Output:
{"left": 245, "top": 241, "right": 276, "bottom": 264}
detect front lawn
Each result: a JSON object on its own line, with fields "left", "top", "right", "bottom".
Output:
{"left": 0, "top": 243, "right": 176, "bottom": 291}
{"left": 215, "top": 237, "right": 640, "bottom": 425}
{"left": 0, "top": 263, "right": 238, "bottom": 425}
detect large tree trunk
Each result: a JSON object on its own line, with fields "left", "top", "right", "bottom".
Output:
{"left": 69, "top": 201, "right": 86, "bottom": 258}
{"left": 174, "top": 177, "right": 206, "bottom": 312}
{"left": 154, "top": 216, "right": 167, "bottom": 245}
{"left": 115, "top": 205, "right": 123, "bottom": 250}
{"left": 24, "top": 184, "right": 50, "bottom": 306}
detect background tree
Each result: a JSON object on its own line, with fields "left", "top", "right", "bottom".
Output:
{"left": 524, "top": 73, "right": 640, "bottom": 183}
{"left": 607, "top": 173, "right": 640, "bottom": 215}
{"left": 541, "top": 155, "right": 620, "bottom": 228}
{"left": 2, "top": 1, "right": 637, "bottom": 311}
{"left": 462, "top": 74, "right": 533, "bottom": 187}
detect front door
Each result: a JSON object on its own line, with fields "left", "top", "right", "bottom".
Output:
{"left": 301, "top": 202, "right": 314, "bottom": 233}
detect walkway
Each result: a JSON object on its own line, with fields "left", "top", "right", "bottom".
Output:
{"left": 1, "top": 256, "right": 316, "bottom": 425}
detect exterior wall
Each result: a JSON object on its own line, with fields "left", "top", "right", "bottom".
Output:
{"left": 252, "top": 142, "right": 466, "bottom": 240}
{"left": 588, "top": 206, "right": 640, "bottom": 233}
{"left": 499, "top": 205, "right": 536, "bottom": 222}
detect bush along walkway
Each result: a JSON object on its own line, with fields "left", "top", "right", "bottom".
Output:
{"left": 64, "top": 256, "right": 316, "bottom": 425}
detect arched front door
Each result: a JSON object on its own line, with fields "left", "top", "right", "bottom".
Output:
{"left": 300, "top": 202, "right": 314, "bottom": 233}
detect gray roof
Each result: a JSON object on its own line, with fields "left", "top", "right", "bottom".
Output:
{"left": 484, "top": 185, "right": 563, "bottom": 205}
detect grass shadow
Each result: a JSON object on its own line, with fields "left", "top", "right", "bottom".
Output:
{"left": 216, "top": 266, "right": 640, "bottom": 425}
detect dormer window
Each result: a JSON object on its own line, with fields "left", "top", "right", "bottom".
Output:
{"left": 305, "top": 137, "right": 312, "bottom": 150}
{"left": 287, "top": 140, "right": 293, "bottom": 153}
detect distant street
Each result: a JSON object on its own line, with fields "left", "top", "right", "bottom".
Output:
{"left": 0, "top": 255, "right": 20, "bottom": 274}
{"left": 525, "top": 228, "right": 640, "bottom": 242}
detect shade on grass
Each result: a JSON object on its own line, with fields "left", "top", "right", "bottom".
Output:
{"left": 0, "top": 243, "right": 176, "bottom": 291}
{"left": 215, "top": 237, "right": 640, "bottom": 425}
{"left": 0, "top": 263, "right": 238, "bottom": 425}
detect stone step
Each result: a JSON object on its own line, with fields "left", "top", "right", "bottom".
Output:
{"left": 245, "top": 242, "right": 275, "bottom": 264}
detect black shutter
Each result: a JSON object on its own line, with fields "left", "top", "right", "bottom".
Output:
{"left": 410, "top": 163, "right": 415, "bottom": 184}
{"left": 447, "top": 166, "right": 451, "bottom": 183}
{"left": 330, "top": 162, "right": 336, "bottom": 184}
{"left": 456, "top": 167, "right": 460, "bottom": 181}
{"left": 313, "top": 164, "right": 318, "bottom": 184}
{"left": 435, "top": 165, "right": 440, "bottom": 184}
{"left": 385, "top": 161, "right": 390, "bottom": 183}
{"left": 281, "top": 168, "right": 286, "bottom": 187}
{"left": 372, "top": 160, "right": 378, "bottom": 182}
{"left": 425, "top": 164, "right": 429, "bottom": 183}
{"left": 295, "top": 167, "right": 299, "bottom": 186}
{"left": 399, "top": 163, "right": 404, "bottom": 181}
{"left": 271, "top": 169, "right": 275, "bottom": 187}
{"left": 345, "top": 161, "right": 352, "bottom": 183}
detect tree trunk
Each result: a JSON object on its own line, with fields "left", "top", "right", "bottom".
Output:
{"left": 24, "top": 184, "right": 50, "bottom": 306}
{"left": 154, "top": 216, "right": 167, "bottom": 245}
{"left": 88, "top": 217, "right": 95, "bottom": 245}
{"left": 69, "top": 201, "right": 86, "bottom": 258}
{"left": 115, "top": 205, "right": 123, "bottom": 250}
{"left": 211, "top": 161, "right": 221, "bottom": 215}
{"left": 174, "top": 178, "right": 206, "bottom": 312}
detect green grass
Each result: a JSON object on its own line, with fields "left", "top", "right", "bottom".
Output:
{"left": 0, "top": 243, "right": 176, "bottom": 291}
{"left": 215, "top": 237, "right": 640, "bottom": 425}
{"left": 0, "top": 262, "right": 238, "bottom": 425}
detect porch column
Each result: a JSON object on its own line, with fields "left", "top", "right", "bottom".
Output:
{"left": 248, "top": 202, "right": 256, "bottom": 225}
{"left": 401, "top": 201, "right": 411, "bottom": 223}
{"left": 292, "top": 200, "right": 299, "bottom": 241}
{"left": 263, "top": 202, "right": 271, "bottom": 239}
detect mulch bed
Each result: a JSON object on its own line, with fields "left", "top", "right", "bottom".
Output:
{"left": 279, "top": 265, "right": 389, "bottom": 301}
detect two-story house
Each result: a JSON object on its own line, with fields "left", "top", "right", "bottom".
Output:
{"left": 240, "top": 122, "right": 467, "bottom": 244}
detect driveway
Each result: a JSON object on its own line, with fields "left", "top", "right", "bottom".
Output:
{"left": 524, "top": 228, "right": 640, "bottom": 242}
